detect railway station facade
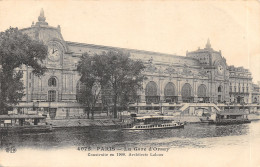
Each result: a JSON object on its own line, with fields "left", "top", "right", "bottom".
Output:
{"left": 15, "top": 10, "right": 260, "bottom": 116}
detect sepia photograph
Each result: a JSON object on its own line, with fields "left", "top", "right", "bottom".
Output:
{"left": 0, "top": 1, "right": 260, "bottom": 167}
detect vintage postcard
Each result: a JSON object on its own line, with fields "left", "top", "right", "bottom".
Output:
{"left": 0, "top": 1, "right": 260, "bottom": 167}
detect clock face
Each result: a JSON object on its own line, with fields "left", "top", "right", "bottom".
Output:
{"left": 217, "top": 65, "right": 224, "bottom": 74}
{"left": 47, "top": 43, "right": 61, "bottom": 62}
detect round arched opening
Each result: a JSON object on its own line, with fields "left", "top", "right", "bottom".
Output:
{"left": 197, "top": 84, "right": 208, "bottom": 103}
{"left": 164, "top": 82, "right": 177, "bottom": 103}
{"left": 181, "top": 83, "right": 193, "bottom": 103}
{"left": 145, "top": 81, "right": 159, "bottom": 103}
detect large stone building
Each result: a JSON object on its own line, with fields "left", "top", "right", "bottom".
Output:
{"left": 16, "top": 10, "right": 257, "bottom": 116}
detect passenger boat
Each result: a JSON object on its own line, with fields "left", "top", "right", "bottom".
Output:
{"left": 122, "top": 115, "right": 184, "bottom": 130}
{"left": 215, "top": 111, "right": 251, "bottom": 125}
{"left": 0, "top": 115, "right": 52, "bottom": 133}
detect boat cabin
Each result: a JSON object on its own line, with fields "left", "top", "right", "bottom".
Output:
{"left": 133, "top": 116, "right": 175, "bottom": 125}
{"left": 216, "top": 111, "right": 248, "bottom": 120}
{"left": 0, "top": 115, "right": 47, "bottom": 128}
{"left": 215, "top": 111, "right": 250, "bottom": 125}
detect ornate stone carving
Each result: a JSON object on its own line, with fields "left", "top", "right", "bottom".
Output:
{"left": 198, "top": 67, "right": 208, "bottom": 77}
{"left": 181, "top": 64, "right": 192, "bottom": 76}
{"left": 145, "top": 57, "right": 157, "bottom": 73}
{"left": 164, "top": 64, "right": 176, "bottom": 75}
{"left": 145, "top": 64, "right": 157, "bottom": 73}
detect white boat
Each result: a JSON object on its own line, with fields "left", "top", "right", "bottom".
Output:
{"left": 122, "top": 115, "right": 184, "bottom": 130}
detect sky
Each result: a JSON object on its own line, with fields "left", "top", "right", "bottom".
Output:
{"left": 0, "top": 0, "right": 260, "bottom": 83}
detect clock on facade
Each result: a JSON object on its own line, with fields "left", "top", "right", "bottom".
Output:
{"left": 217, "top": 64, "right": 224, "bottom": 74}
{"left": 47, "top": 42, "right": 61, "bottom": 62}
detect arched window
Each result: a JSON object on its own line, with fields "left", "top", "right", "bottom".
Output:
{"left": 145, "top": 81, "right": 158, "bottom": 96}
{"left": 48, "top": 90, "right": 56, "bottom": 102}
{"left": 197, "top": 84, "right": 206, "bottom": 97}
{"left": 181, "top": 83, "right": 193, "bottom": 102}
{"left": 164, "top": 82, "right": 176, "bottom": 102}
{"left": 145, "top": 81, "right": 159, "bottom": 103}
{"left": 218, "top": 86, "right": 222, "bottom": 92}
{"left": 164, "top": 82, "right": 175, "bottom": 96}
{"left": 197, "top": 84, "right": 208, "bottom": 102}
{"left": 48, "top": 77, "right": 57, "bottom": 87}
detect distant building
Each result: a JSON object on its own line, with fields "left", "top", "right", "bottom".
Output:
{"left": 13, "top": 9, "right": 258, "bottom": 116}
{"left": 252, "top": 84, "right": 260, "bottom": 104}
{"left": 228, "top": 66, "right": 253, "bottom": 104}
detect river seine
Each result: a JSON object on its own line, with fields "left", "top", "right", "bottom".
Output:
{"left": 1, "top": 120, "right": 260, "bottom": 150}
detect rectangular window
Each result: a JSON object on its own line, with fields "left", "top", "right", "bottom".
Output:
{"left": 48, "top": 90, "right": 56, "bottom": 102}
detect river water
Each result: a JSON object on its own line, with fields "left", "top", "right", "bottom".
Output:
{"left": 1, "top": 120, "right": 260, "bottom": 150}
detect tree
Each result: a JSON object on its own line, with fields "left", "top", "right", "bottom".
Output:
{"left": 0, "top": 27, "right": 47, "bottom": 115}
{"left": 77, "top": 50, "right": 145, "bottom": 119}
{"left": 77, "top": 52, "right": 110, "bottom": 119}
{"left": 105, "top": 51, "right": 145, "bottom": 118}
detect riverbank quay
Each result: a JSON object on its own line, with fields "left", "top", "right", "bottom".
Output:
{"left": 2, "top": 111, "right": 260, "bottom": 129}
{"left": 45, "top": 114, "right": 199, "bottom": 128}
{"left": 175, "top": 113, "right": 260, "bottom": 124}
{"left": 45, "top": 113, "right": 260, "bottom": 128}
{"left": 46, "top": 118, "right": 124, "bottom": 128}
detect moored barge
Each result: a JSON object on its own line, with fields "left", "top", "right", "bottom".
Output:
{"left": 215, "top": 111, "right": 251, "bottom": 125}
{"left": 0, "top": 115, "right": 52, "bottom": 133}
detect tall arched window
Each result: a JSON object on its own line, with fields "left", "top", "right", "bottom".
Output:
{"left": 164, "top": 82, "right": 175, "bottom": 96}
{"left": 181, "top": 83, "right": 193, "bottom": 103}
{"left": 145, "top": 81, "right": 159, "bottom": 103}
{"left": 197, "top": 84, "right": 208, "bottom": 102}
{"left": 164, "top": 82, "right": 176, "bottom": 102}
{"left": 218, "top": 85, "right": 222, "bottom": 92}
{"left": 48, "top": 77, "right": 57, "bottom": 87}
{"left": 197, "top": 84, "right": 206, "bottom": 97}
{"left": 145, "top": 81, "right": 158, "bottom": 96}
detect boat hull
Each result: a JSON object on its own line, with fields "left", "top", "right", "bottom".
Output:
{"left": 199, "top": 118, "right": 214, "bottom": 124}
{"left": 215, "top": 120, "right": 251, "bottom": 125}
{"left": 123, "top": 124, "right": 184, "bottom": 130}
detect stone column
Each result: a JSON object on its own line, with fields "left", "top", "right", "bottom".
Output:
{"left": 194, "top": 78, "right": 198, "bottom": 102}
{"left": 177, "top": 78, "right": 182, "bottom": 103}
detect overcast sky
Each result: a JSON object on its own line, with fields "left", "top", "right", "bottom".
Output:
{"left": 0, "top": 1, "right": 260, "bottom": 83}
